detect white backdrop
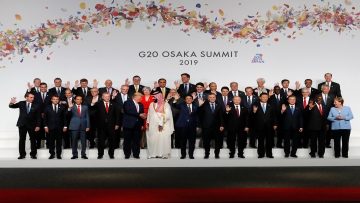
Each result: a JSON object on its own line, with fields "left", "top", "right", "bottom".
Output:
{"left": 0, "top": 0, "right": 358, "bottom": 131}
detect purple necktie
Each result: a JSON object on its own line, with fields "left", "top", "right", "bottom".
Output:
{"left": 223, "top": 96, "right": 227, "bottom": 106}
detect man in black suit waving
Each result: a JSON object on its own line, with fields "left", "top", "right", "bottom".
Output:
{"left": 293, "top": 79, "right": 319, "bottom": 99}
{"left": 72, "top": 78, "right": 93, "bottom": 103}
{"left": 151, "top": 78, "right": 170, "bottom": 99}
{"left": 90, "top": 92, "right": 120, "bottom": 159}
{"left": 43, "top": 95, "right": 68, "bottom": 159}
{"left": 241, "top": 87, "right": 259, "bottom": 148}
{"left": 9, "top": 93, "right": 41, "bottom": 159}
{"left": 281, "top": 95, "right": 303, "bottom": 158}
{"left": 198, "top": 94, "right": 224, "bottom": 159}
{"left": 252, "top": 93, "right": 277, "bottom": 158}
{"left": 317, "top": 73, "right": 341, "bottom": 97}
{"left": 225, "top": 96, "right": 249, "bottom": 158}
{"left": 175, "top": 73, "right": 196, "bottom": 98}
{"left": 25, "top": 78, "right": 41, "bottom": 97}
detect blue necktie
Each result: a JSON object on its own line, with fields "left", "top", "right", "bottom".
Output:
{"left": 247, "top": 96, "right": 251, "bottom": 107}
{"left": 324, "top": 95, "right": 327, "bottom": 105}
{"left": 211, "top": 104, "right": 215, "bottom": 113}
{"left": 291, "top": 106, "right": 294, "bottom": 115}
{"left": 262, "top": 104, "right": 266, "bottom": 113}
{"left": 57, "top": 88, "right": 61, "bottom": 96}
{"left": 27, "top": 103, "right": 30, "bottom": 114}
{"left": 185, "top": 84, "right": 188, "bottom": 94}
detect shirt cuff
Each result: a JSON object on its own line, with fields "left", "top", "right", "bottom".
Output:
{"left": 64, "top": 127, "right": 67, "bottom": 128}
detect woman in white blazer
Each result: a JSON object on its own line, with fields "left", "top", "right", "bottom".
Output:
{"left": 327, "top": 97, "right": 354, "bottom": 158}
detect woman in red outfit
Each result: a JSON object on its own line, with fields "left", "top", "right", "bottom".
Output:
{"left": 140, "top": 87, "right": 153, "bottom": 149}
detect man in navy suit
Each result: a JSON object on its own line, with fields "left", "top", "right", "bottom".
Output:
{"left": 151, "top": 78, "right": 170, "bottom": 99}
{"left": 228, "top": 82, "right": 245, "bottom": 98}
{"left": 114, "top": 85, "right": 130, "bottom": 148}
{"left": 9, "top": 93, "right": 41, "bottom": 159}
{"left": 241, "top": 87, "right": 259, "bottom": 148}
{"left": 43, "top": 95, "right": 68, "bottom": 159}
{"left": 67, "top": 95, "right": 90, "bottom": 159}
{"left": 192, "top": 82, "right": 208, "bottom": 106}
{"left": 175, "top": 73, "right": 196, "bottom": 98}
{"left": 127, "top": 75, "right": 145, "bottom": 98}
{"left": 122, "top": 93, "right": 146, "bottom": 159}
{"left": 48, "top": 78, "right": 67, "bottom": 101}
{"left": 72, "top": 78, "right": 93, "bottom": 103}
{"left": 317, "top": 73, "right": 341, "bottom": 97}
{"left": 218, "top": 86, "right": 232, "bottom": 108}
{"left": 33, "top": 82, "right": 53, "bottom": 149}
{"left": 86, "top": 88, "right": 101, "bottom": 149}
{"left": 281, "top": 95, "right": 303, "bottom": 158}
{"left": 198, "top": 94, "right": 224, "bottom": 159}
{"left": 172, "top": 94, "right": 201, "bottom": 159}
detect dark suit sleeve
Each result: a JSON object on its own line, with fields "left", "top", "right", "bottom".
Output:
{"left": 244, "top": 108, "right": 249, "bottom": 128}
{"left": 123, "top": 102, "right": 141, "bottom": 118}
{"left": 219, "top": 106, "right": 224, "bottom": 127}
{"left": 72, "top": 87, "right": 79, "bottom": 96}
{"left": 336, "top": 84, "right": 342, "bottom": 97}
{"left": 43, "top": 107, "right": 48, "bottom": 127}
{"left": 9, "top": 102, "right": 20, "bottom": 108}
{"left": 86, "top": 107, "right": 90, "bottom": 128}
{"left": 299, "top": 110, "right": 303, "bottom": 128}
{"left": 115, "top": 106, "right": 120, "bottom": 126}
{"left": 63, "top": 109, "right": 68, "bottom": 128}
{"left": 36, "top": 106, "right": 41, "bottom": 127}
{"left": 272, "top": 106, "right": 278, "bottom": 126}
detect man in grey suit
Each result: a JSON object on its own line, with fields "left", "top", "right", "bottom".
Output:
{"left": 67, "top": 95, "right": 90, "bottom": 159}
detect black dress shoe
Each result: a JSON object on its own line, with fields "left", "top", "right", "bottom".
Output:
{"left": 109, "top": 155, "right": 115, "bottom": 159}
{"left": 250, "top": 145, "right": 257, "bottom": 149}
{"left": 18, "top": 156, "right": 25, "bottom": 159}
{"left": 310, "top": 155, "right": 316, "bottom": 158}
{"left": 335, "top": 156, "right": 340, "bottom": 158}
{"left": 285, "top": 154, "right": 289, "bottom": 158}
{"left": 49, "top": 155, "right": 55, "bottom": 159}
{"left": 89, "top": 146, "right": 95, "bottom": 149}
{"left": 57, "top": 156, "right": 62, "bottom": 159}
{"left": 180, "top": 156, "right": 186, "bottom": 159}
{"left": 215, "top": 155, "right": 220, "bottom": 159}
{"left": 125, "top": 156, "right": 130, "bottom": 159}
{"left": 81, "top": 156, "right": 88, "bottom": 159}
{"left": 258, "top": 156, "right": 264, "bottom": 158}
{"left": 36, "top": 146, "right": 41, "bottom": 149}
{"left": 267, "top": 155, "right": 274, "bottom": 158}
{"left": 325, "top": 145, "right": 331, "bottom": 148}
{"left": 71, "top": 156, "right": 78, "bottom": 159}
{"left": 277, "top": 145, "right": 284, "bottom": 149}
{"left": 204, "top": 155, "right": 209, "bottom": 159}
{"left": 97, "top": 156, "right": 103, "bottom": 159}
{"left": 319, "top": 156, "right": 324, "bottom": 158}
{"left": 342, "top": 155, "right": 348, "bottom": 158}
{"left": 31, "top": 156, "right": 37, "bottom": 159}
{"left": 238, "top": 155, "right": 245, "bottom": 158}
{"left": 229, "top": 155, "right": 234, "bottom": 158}
{"left": 290, "top": 154, "right": 298, "bottom": 158}
{"left": 189, "top": 156, "right": 194, "bottom": 159}
{"left": 134, "top": 156, "right": 140, "bottom": 159}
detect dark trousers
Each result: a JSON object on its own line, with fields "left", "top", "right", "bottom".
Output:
{"left": 123, "top": 126, "right": 141, "bottom": 158}
{"left": 276, "top": 126, "right": 284, "bottom": 147}
{"left": 48, "top": 129, "right": 63, "bottom": 156}
{"left": 71, "top": 130, "right": 87, "bottom": 157}
{"left": 248, "top": 129, "right": 256, "bottom": 147}
{"left": 36, "top": 124, "right": 46, "bottom": 148}
{"left": 63, "top": 129, "right": 71, "bottom": 148}
{"left": 298, "top": 129, "right": 309, "bottom": 148}
{"left": 18, "top": 126, "right": 37, "bottom": 157}
{"left": 98, "top": 127, "right": 115, "bottom": 156}
{"left": 179, "top": 126, "right": 197, "bottom": 157}
{"left": 227, "top": 130, "right": 246, "bottom": 156}
{"left": 257, "top": 127, "right": 274, "bottom": 157}
{"left": 284, "top": 129, "right": 299, "bottom": 155}
{"left": 173, "top": 126, "right": 181, "bottom": 148}
{"left": 114, "top": 128, "right": 122, "bottom": 148}
{"left": 325, "top": 123, "right": 332, "bottom": 146}
{"left": 333, "top": 129, "right": 351, "bottom": 157}
{"left": 202, "top": 127, "right": 221, "bottom": 156}
{"left": 87, "top": 116, "right": 97, "bottom": 147}
{"left": 309, "top": 130, "right": 326, "bottom": 157}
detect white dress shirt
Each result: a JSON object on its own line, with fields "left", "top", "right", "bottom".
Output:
{"left": 133, "top": 99, "right": 139, "bottom": 112}
{"left": 187, "top": 103, "right": 192, "bottom": 113}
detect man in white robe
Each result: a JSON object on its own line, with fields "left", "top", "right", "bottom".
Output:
{"left": 146, "top": 92, "right": 174, "bottom": 159}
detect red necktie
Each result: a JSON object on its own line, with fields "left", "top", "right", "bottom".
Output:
{"left": 303, "top": 97, "right": 306, "bottom": 108}
{"left": 107, "top": 88, "right": 110, "bottom": 93}
{"left": 318, "top": 104, "right": 322, "bottom": 115}
{"left": 236, "top": 106, "right": 240, "bottom": 118}
{"left": 105, "top": 102, "right": 109, "bottom": 113}
{"left": 77, "top": 105, "right": 82, "bottom": 116}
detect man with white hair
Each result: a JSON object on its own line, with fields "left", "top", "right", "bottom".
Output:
{"left": 253, "top": 78, "right": 270, "bottom": 97}
{"left": 317, "top": 73, "right": 341, "bottom": 97}
{"left": 228, "top": 82, "right": 245, "bottom": 100}
{"left": 98, "top": 79, "right": 118, "bottom": 98}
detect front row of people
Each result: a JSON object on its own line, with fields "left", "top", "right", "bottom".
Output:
{"left": 9, "top": 90, "right": 353, "bottom": 160}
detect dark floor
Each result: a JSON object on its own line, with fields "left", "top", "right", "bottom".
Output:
{"left": 1, "top": 167, "right": 360, "bottom": 189}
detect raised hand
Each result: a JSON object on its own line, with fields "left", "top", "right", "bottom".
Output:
{"left": 253, "top": 105, "right": 258, "bottom": 112}
{"left": 273, "top": 126, "right": 277, "bottom": 130}
{"left": 27, "top": 82, "right": 32, "bottom": 90}
{"left": 153, "top": 81, "right": 159, "bottom": 89}
{"left": 166, "top": 93, "right": 172, "bottom": 100}
{"left": 269, "top": 89, "right": 274, "bottom": 97}
{"left": 115, "top": 125, "right": 119, "bottom": 130}
{"left": 93, "top": 79, "right": 99, "bottom": 87}
{"left": 299, "top": 128, "right": 303, "bottom": 132}
{"left": 10, "top": 97, "right": 17, "bottom": 104}
{"left": 91, "top": 96, "right": 98, "bottom": 104}
{"left": 125, "top": 78, "right": 130, "bottom": 86}
{"left": 220, "top": 126, "right": 224, "bottom": 132}
{"left": 68, "top": 100, "right": 74, "bottom": 109}
{"left": 211, "top": 90, "right": 217, "bottom": 95}
{"left": 281, "top": 104, "right": 287, "bottom": 111}
{"left": 112, "top": 90, "right": 118, "bottom": 97}
{"left": 274, "top": 82, "right": 279, "bottom": 86}
{"left": 74, "top": 80, "right": 79, "bottom": 88}
{"left": 174, "top": 93, "right": 180, "bottom": 101}
{"left": 35, "top": 127, "right": 40, "bottom": 132}
{"left": 174, "top": 80, "right": 180, "bottom": 89}
{"left": 191, "top": 92, "right": 197, "bottom": 99}
{"left": 287, "top": 90, "right": 293, "bottom": 96}
{"left": 65, "top": 81, "right": 70, "bottom": 89}
{"left": 295, "top": 81, "right": 301, "bottom": 90}
{"left": 204, "top": 82, "right": 208, "bottom": 89}
{"left": 244, "top": 127, "right": 249, "bottom": 132}
{"left": 198, "top": 98, "right": 205, "bottom": 106}
{"left": 308, "top": 100, "right": 315, "bottom": 109}
{"left": 225, "top": 105, "right": 231, "bottom": 112}
{"left": 86, "top": 128, "right": 90, "bottom": 132}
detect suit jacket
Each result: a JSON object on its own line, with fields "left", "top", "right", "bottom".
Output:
{"left": 216, "top": 95, "right": 233, "bottom": 109}
{"left": 168, "top": 97, "right": 184, "bottom": 121}
{"left": 293, "top": 87, "right": 319, "bottom": 99}
{"left": 114, "top": 94, "right": 130, "bottom": 125}
{"left": 253, "top": 87, "right": 270, "bottom": 97}
{"left": 193, "top": 92, "right": 208, "bottom": 106}
{"left": 228, "top": 90, "right": 245, "bottom": 98}
{"left": 321, "top": 93, "right": 335, "bottom": 112}
{"left": 241, "top": 95, "right": 259, "bottom": 111}
{"left": 251, "top": 103, "right": 278, "bottom": 130}
{"left": 280, "top": 88, "right": 295, "bottom": 98}
{"left": 72, "top": 87, "right": 92, "bottom": 103}
{"left": 281, "top": 104, "right": 303, "bottom": 130}
{"left": 151, "top": 87, "right": 170, "bottom": 99}
{"left": 269, "top": 94, "right": 286, "bottom": 123}
{"left": 177, "top": 83, "right": 196, "bottom": 98}
{"left": 98, "top": 87, "right": 118, "bottom": 99}
{"left": 48, "top": 87, "right": 67, "bottom": 101}
{"left": 33, "top": 92, "right": 53, "bottom": 113}
{"left": 90, "top": 101, "right": 119, "bottom": 129}
{"left": 9, "top": 101, "right": 41, "bottom": 128}
{"left": 327, "top": 106, "right": 354, "bottom": 130}
{"left": 318, "top": 81, "right": 341, "bottom": 97}
{"left": 86, "top": 96, "right": 102, "bottom": 117}
{"left": 225, "top": 104, "right": 249, "bottom": 131}
{"left": 128, "top": 84, "right": 145, "bottom": 98}
{"left": 198, "top": 102, "right": 224, "bottom": 129}
{"left": 304, "top": 104, "right": 329, "bottom": 131}
{"left": 24, "top": 87, "right": 40, "bottom": 98}
{"left": 173, "top": 102, "right": 199, "bottom": 128}
{"left": 122, "top": 100, "right": 144, "bottom": 129}
{"left": 205, "top": 90, "right": 222, "bottom": 103}
{"left": 67, "top": 105, "right": 90, "bottom": 130}
{"left": 43, "top": 104, "right": 67, "bottom": 130}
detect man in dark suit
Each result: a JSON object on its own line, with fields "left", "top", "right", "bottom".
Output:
{"left": 320, "top": 85, "right": 335, "bottom": 148}
{"left": 305, "top": 94, "right": 329, "bottom": 158}
{"left": 90, "top": 92, "right": 120, "bottom": 159}
{"left": 9, "top": 93, "right": 41, "bottom": 159}
{"left": 166, "top": 89, "right": 184, "bottom": 148}
{"left": 98, "top": 79, "right": 117, "bottom": 99}
{"left": 72, "top": 78, "right": 92, "bottom": 103}
{"left": 317, "top": 73, "right": 341, "bottom": 97}
{"left": 295, "top": 88, "right": 312, "bottom": 148}
{"left": 192, "top": 82, "right": 208, "bottom": 106}
{"left": 217, "top": 86, "right": 232, "bottom": 108}
{"left": 252, "top": 93, "right": 278, "bottom": 158}
{"left": 205, "top": 82, "right": 222, "bottom": 102}
{"left": 127, "top": 75, "right": 145, "bottom": 98}
{"left": 253, "top": 78, "right": 270, "bottom": 97}
{"left": 268, "top": 86, "right": 286, "bottom": 148}
{"left": 122, "top": 93, "right": 146, "bottom": 159}
{"left": 175, "top": 73, "right": 196, "bottom": 98}
{"left": 281, "top": 95, "right": 303, "bottom": 158}
{"left": 279, "top": 79, "right": 294, "bottom": 98}
{"left": 225, "top": 96, "right": 249, "bottom": 158}
{"left": 60, "top": 89, "right": 74, "bottom": 149}
{"left": 114, "top": 85, "right": 130, "bottom": 148}
{"left": 241, "top": 87, "right": 259, "bottom": 148}
{"left": 33, "top": 82, "right": 52, "bottom": 149}
{"left": 43, "top": 95, "right": 67, "bottom": 159}
{"left": 85, "top": 88, "right": 101, "bottom": 148}
{"left": 48, "top": 78, "right": 67, "bottom": 101}
{"left": 198, "top": 94, "right": 224, "bottom": 159}
{"left": 151, "top": 78, "right": 170, "bottom": 99}
{"left": 228, "top": 82, "right": 245, "bottom": 98}
{"left": 25, "top": 78, "right": 41, "bottom": 97}
{"left": 172, "top": 94, "right": 201, "bottom": 159}
{"left": 293, "top": 79, "right": 319, "bottom": 99}
{"left": 67, "top": 95, "right": 90, "bottom": 159}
